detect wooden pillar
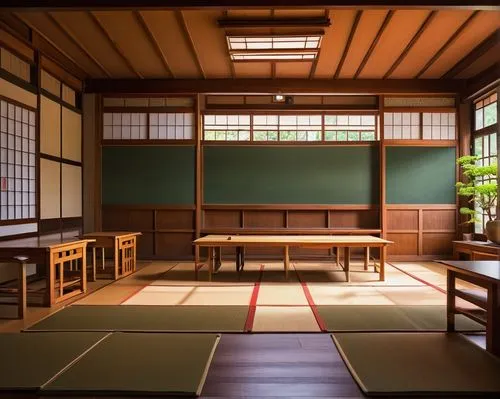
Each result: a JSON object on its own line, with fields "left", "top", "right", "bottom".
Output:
{"left": 195, "top": 94, "right": 202, "bottom": 261}
{"left": 379, "top": 95, "right": 386, "bottom": 240}
{"left": 457, "top": 97, "right": 472, "bottom": 237}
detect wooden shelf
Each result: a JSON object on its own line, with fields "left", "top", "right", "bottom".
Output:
{"left": 455, "top": 307, "right": 487, "bottom": 326}
{"left": 455, "top": 288, "right": 487, "bottom": 309}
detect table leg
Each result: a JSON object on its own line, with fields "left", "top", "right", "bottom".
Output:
{"left": 336, "top": 248, "right": 340, "bottom": 266}
{"left": 446, "top": 270, "right": 456, "bottom": 332}
{"left": 46, "top": 252, "right": 55, "bottom": 306}
{"left": 214, "top": 246, "right": 222, "bottom": 273}
{"left": 487, "top": 283, "right": 500, "bottom": 356}
{"left": 343, "top": 247, "right": 350, "bottom": 282}
{"left": 364, "top": 247, "right": 369, "bottom": 271}
{"left": 194, "top": 245, "right": 200, "bottom": 280}
{"left": 208, "top": 247, "right": 214, "bottom": 282}
{"left": 18, "top": 261, "right": 26, "bottom": 319}
{"left": 284, "top": 246, "right": 289, "bottom": 279}
{"left": 102, "top": 247, "right": 105, "bottom": 270}
{"left": 92, "top": 247, "right": 97, "bottom": 282}
{"left": 114, "top": 239, "right": 119, "bottom": 280}
{"left": 379, "top": 246, "right": 386, "bottom": 281}
{"left": 81, "top": 246, "right": 87, "bottom": 294}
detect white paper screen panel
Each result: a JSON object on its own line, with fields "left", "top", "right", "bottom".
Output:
{"left": 40, "top": 95, "right": 61, "bottom": 156}
{"left": 62, "top": 163, "right": 82, "bottom": 218}
{"left": 40, "top": 158, "right": 60, "bottom": 219}
{"left": 62, "top": 107, "right": 81, "bottom": 162}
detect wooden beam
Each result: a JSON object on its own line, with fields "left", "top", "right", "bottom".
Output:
{"left": 334, "top": 10, "right": 362, "bottom": 79}
{"left": 46, "top": 12, "right": 112, "bottom": 78}
{"left": 87, "top": 11, "right": 142, "bottom": 78}
{"left": 85, "top": 77, "right": 466, "bottom": 94}
{"left": 175, "top": 10, "right": 205, "bottom": 79}
{"left": 309, "top": 9, "right": 328, "bottom": 79}
{"left": 1, "top": 1, "right": 499, "bottom": 11}
{"left": 354, "top": 10, "right": 394, "bottom": 79}
{"left": 134, "top": 11, "right": 173, "bottom": 78}
{"left": 442, "top": 29, "right": 499, "bottom": 79}
{"left": 462, "top": 62, "right": 500, "bottom": 101}
{"left": 222, "top": 11, "right": 235, "bottom": 79}
{"left": 218, "top": 16, "right": 331, "bottom": 28}
{"left": 383, "top": 10, "right": 437, "bottom": 79}
{"left": 415, "top": 10, "right": 480, "bottom": 78}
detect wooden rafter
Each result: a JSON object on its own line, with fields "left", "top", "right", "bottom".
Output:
{"left": 354, "top": 10, "right": 394, "bottom": 78}
{"left": 334, "top": 10, "right": 362, "bottom": 79}
{"left": 2, "top": 1, "right": 499, "bottom": 11}
{"left": 134, "top": 11, "right": 174, "bottom": 78}
{"left": 309, "top": 9, "right": 328, "bottom": 79}
{"left": 442, "top": 29, "right": 499, "bottom": 78}
{"left": 87, "top": 11, "right": 142, "bottom": 78}
{"left": 222, "top": 10, "right": 235, "bottom": 78}
{"left": 415, "top": 10, "right": 480, "bottom": 78}
{"left": 45, "top": 12, "right": 112, "bottom": 77}
{"left": 383, "top": 10, "right": 437, "bottom": 79}
{"left": 175, "top": 10, "right": 205, "bottom": 79}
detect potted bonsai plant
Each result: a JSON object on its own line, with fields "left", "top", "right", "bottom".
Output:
{"left": 456, "top": 155, "right": 498, "bottom": 243}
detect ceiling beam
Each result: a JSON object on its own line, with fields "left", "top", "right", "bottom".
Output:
{"left": 87, "top": 11, "right": 142, "bottom": 78}
{"left": 85, "top": 78, "right": 466, "bottom": 95}
{"left": 383, "top": 10, "right": 436, "bottom": 79}
{"left": 442, "top": 29, "right": 499, "bottom": 79}
{"left": 175, "top": 10, "right": 205, "bottom": 79}
{"left": 354, "top": 10, "right": 394, "bottom": 78}
{"left": 2, "top": 1, "right": 498, "bottom": 11}
{"left": 462, "top": 62, "right": 500, "bottom": 101}
{"left": 415, "top": 10, "right": 480, "bottom": 78}
{"left": 218, "top": 16, "right": 331, "bottom": 28}
{"left": 222, "top": 10, "right": 236, "bottom": 79}
{"left": 45, "top": 12, "right": 112, "bottom": 78}
{"left": 134, "top": 11, "right": 173, "bottom": 78}
{"left": 309, "top": 9, "right": 328, "bottom": 79}
{"left": 334, "top": 10, "right": 362, "bottom": 79}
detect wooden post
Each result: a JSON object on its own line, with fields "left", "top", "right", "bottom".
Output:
{"left": 379, "top": 245, "right": 386, "bottom": 281}
{"left": 344, "top": 247, "right": 350, "bottom": 282}
{"left": 284, "top": 245, "right": 290, "bottom": 279}
{"left": 14, "top": 256, "right": 28, "bottom": 319}
{"left": 364, "top": 247, "right": 369, "bottom": 271}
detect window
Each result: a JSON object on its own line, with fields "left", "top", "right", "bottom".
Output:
{"left": 325, "top": 114, "right": 376, "bottom": 141}
{"left": 0, "top": 99, "right": 36, "bottom": 221}
{"left": 150, "top": 113, "right": 193, "bottom": 140}
{"left": 423, "top": 113, "right": 456, "bottom": 140}
{"left": 203, "top": 113, "right": 377, "bottom": 142}
{"left": 384, "top": 112, "right": 456, "bottom": 140}
{"left": 103, "top": 113, "right": 147, "bottom": 140}
{"left": 472, "top": 91, "right": 498, "bottom": 234}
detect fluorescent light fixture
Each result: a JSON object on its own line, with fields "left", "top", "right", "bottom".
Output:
{"left": 274, "top": 94, "right": 285, "bottom": 102}
{"left": 227, "top": 34, "right": 322, "bottom": 51}
{"left": 231, "top": 51, "right": 317, "bottom": 61}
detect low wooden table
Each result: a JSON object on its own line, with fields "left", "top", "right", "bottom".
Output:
{"left": 80, "top": 232, "right": 141, "bottom": 280}
{"left": 193, "top": 235, "right": 392, "bottom": 282}
{"left": 439, "top": 260, "right": 500, "bottom": 356}
{"left": 453, "top": 240, "right": 500, "bottom": 260}
{"left": 0, "top": 237, "right": 95, "bottom": 307}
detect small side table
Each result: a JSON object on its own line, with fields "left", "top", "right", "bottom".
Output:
{"left": 452, "top": 240, "right": 500, "bottom": 261}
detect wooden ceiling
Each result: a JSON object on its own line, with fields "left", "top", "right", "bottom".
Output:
{"left": 10, "top": 8, "right": 500, "bottom": 80}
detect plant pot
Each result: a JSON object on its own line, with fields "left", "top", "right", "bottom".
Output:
{"left": 485, "top": 220, "right": 500, "bottom": 245}
{"left": 462, "top": 233, "right": 473, "bottom": 242}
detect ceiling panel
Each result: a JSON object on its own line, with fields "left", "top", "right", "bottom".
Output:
{"left": 389, "top": 10, "right": 473, "bottom": 78}
{"left": 50, "top": 12, "right": 135, "bottom": 78}
{"left": 337, "top": 10, "right": 388, "bottom": 79}
{"left": 226, "top": 10, "right": 272, "bottom": 18}
{"left": 273, "top": 9, "right": 327, "bottom": 18}
{"left": 455, "top": 42, "right": 500, "bottom": 79}
{"left": 420, "top": 11, "right": 500, "bottom": 78}
{"left": 140, "top": 10, "right": 200, "bottom": 78}
{"left": 358, "top": 9, "right": 430, "bottom": 79}
{"left": 15, "top": 12, "right": 104, "bottom": 77}
{"left": 92, "top": 11, "right": 167, "bottom": 78}
{"left": 183, "top": 10, "right": 232, "bottom": 78}
{"left": 313, "top": 10, "right": 357, "bottom": 78}
{"left": 275, "top": 62, "right": 312, "bottom": 78}
{"left": 234, "top": 62, "right": 271, "bottom": 78}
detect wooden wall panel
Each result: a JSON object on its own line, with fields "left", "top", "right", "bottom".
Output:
{"left": 62, "top": 107, "right": 82, "bottom": 162}
{"left": 330, "top": 210, "right": 379, "bottom": 229}
{"left": 40, "top": 95, "right": 61, "bottom": 157}
{"left": 423, "top": 209, "right": 456, "bottom": 231}
{"left": 203, "top": 210, "right": 240, "bottom": 228}
{"left": 128, "top": 210, "right": 154, "bottom": 231}
{"left": 422, "top": 233, "right": 455, "bottom": 255}
{"left": 288, "top": 211, "right": 327, "bottom": 228}
{"left": 157, "top": 210, "right": 194, "bottom": 230}
{"left": 61, "top": 164, "right": 82, "bottom": 218}
{"left": 137, "top": 232, "right": 154, "bottom": 258}
{"left": 244, "top": 211, "right": 285, "bottom": 228}
{"left": 387, "top": 210, "right": 418, "bottom": 230}
{"left": 40, "top": 158, "right": 61, "bottom": 219}
{"left": 0, "top": 78, "right": 37, "bottom": 108}
{"left": 156, "top": 232, "right": 194, "bottom": 258}
{"left": 387, "top": 233, "right": 419, "bottom": 255}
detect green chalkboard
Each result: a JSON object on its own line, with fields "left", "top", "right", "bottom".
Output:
{"left": 204, "top": 146, "right": 379, "bottom": 204}
{"left": 386, "top": 146, "right": 456, "bottom": 204}
{"left": 102, "top": 146, "right": 195, "bottom": 205}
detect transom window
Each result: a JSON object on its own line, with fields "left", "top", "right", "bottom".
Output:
{"left": 384, "top": 112, "right": 456, "bottom": 140}
{"left": 203, "top": 113, "right": 378, "bottom": 142}
{"left": 475, "top": 92, "right": 497, "bottom": 130}
{"left": 0, "top": 99, "right": 37, "bottom": 221}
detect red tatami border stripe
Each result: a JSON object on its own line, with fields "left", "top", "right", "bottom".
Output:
{"left": 244, "top": 264, "right": 264, "bottom": 332}
{"left": 388, "top": 262, "right": 446, "bottom": 294}
{"left": 293, "top": 263, "right": 327, "bottom": 332}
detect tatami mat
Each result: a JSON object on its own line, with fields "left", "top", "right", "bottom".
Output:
{"left": 332, "top": 332, "right": 500, "bottom": 395}
{"left": 27, "top": 305, "right": 248, "bottom": 332}
{"left": 0, "top": 332, "right": 108, "bottom": 390}
{"left": 307, "top": 285, "right": 393, "bottom": 306}
{"left": 123, "top": 285, "right": 254, "bottom": 306}
{"left": 375, "top": 286, "right": 446, "bottom": 306}
{"left": 257, "top": 284, "right": 308, "bottom": 305}
{"left": 43, "top": 333, "right": 220, "bottom": 396}
{"left": 252, "top": 306, "right": 320, "bottom": 332}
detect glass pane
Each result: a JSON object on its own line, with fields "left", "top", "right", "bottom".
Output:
{"left": 475, "top": 108, "right": 483, "bottom": 130}
{"left": 360, "top": 132, "right": 375, "bottom": 140}
{"left": 490, "top": 132, "right": 497, "bottom": 156}
{"left": 337, "top": 131, "right": 347, "bottom": 141}
{"left": 325, "top": 131, "right": 335, "bottom": 141}
{"left": 254, "top": 131, "right": 267, "bottom": 141}
{"left": 474, "top": 136, "right": 483, "bottom": 157}
{"left": 484, "top": 102, "right": 497, "bottom": 127}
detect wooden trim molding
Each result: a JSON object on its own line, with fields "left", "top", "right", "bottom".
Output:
{"left": 334, "top": 10, "right": 362, "bottom": 79}
{"left": 202, "top": 204, "right": 380, "bottom": 210}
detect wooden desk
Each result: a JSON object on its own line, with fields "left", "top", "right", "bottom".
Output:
{"left": 80, "top": 232, "right": 141, "bottom": 280}
{"left": 453, "top": 241, "right": 500, "bottom": 260}
{"left": 0, "top": 237, "right": 94, "bottom": 307}
{"left": 193, "top": 235, "right": 392, "bottom": 282}
{"left": 439, "top": 260, "right": 500, "bottom": 356}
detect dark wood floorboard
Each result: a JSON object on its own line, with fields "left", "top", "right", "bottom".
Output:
{"left": 200, "top": 333, "right": 364, "bottom": 398}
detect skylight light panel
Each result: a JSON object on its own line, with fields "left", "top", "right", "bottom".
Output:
{"left": 227, "top": 34, "right": 323, "bottom": 51}
{"left": 230, "top": 51, "right": 317, "bottom": 61}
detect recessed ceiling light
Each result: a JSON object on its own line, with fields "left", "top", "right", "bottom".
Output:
{"left": 227, "top": 34, "right": 323, "bottom": 51}
{"left": 230, "top": 51, "right": 318, "bottom": 61}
